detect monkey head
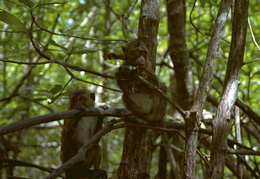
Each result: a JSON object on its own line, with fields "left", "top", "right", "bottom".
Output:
{"left": 122, "top": 40, "right": 148, "bottom": 69}
{"left": 69, "top": 89, "right": 95, "bottom": 109}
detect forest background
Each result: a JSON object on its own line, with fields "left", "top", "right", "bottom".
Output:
{"left": 0, "top": 0, "right": 259, "bottom": 178}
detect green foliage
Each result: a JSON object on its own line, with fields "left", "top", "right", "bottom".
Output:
{"left": 0, "top": 9, "right": 27, "bottom": 32}
{"left": 50, "top": 84, "right": 62, "bottom": 95}
{"left": 19, "top": 0, "right": 35, "bottom": 9}
{"left": 0, "top": 0, "right": 259, "bottom": 178}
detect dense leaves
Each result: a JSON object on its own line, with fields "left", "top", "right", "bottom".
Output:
{"left": 0, "top": 0, "right": 259, "bottom": 178}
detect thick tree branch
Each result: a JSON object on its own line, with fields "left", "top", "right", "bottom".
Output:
{"left": 0, "top": 108, "right": 131, "bottom": 136}
{"left": 228, "top": 149, "right": 260, "bottom": 155}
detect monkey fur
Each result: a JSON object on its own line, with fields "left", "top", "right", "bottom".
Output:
{"left": 61, "top": 89, "right": 107, "bottom": 179}
{"left": 116, "top": 39, "right": 166, "bottom": 124}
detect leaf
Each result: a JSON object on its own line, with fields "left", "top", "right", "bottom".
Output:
{"left": 0, "top": 9, "right": 26, "bottom": 32}
{"left": 50, "top": 84, "right": 62, "bottom": 95}
{"left": 19, "top": 0, "right": 35, "bottom": 9}
{"left": 40, "top": 91, "right": 53, "bottom": 99}
{"left": 50, "top": 39, "right": 69, "bottom": 52}
{"left": 104, "top": 35, "right": 118, "bottom": 40}
{"left": 34, "top": 90, "right": 53, "bottom": 99}
{"left": 71, "top": 48, "right": 97, "bottom": 54}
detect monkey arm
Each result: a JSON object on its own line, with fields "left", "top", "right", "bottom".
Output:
{"left": 108, "top": 52, "right": 125, "bottom": 60}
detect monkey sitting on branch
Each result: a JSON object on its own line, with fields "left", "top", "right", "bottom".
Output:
{"left": 60, "top": 89, "right": 107, "bottom": 179}
{"left": 115, "top": 39, "right": 181, "bottom": 179}
{"left": 115, "top": 39, "right": 166, "bottom": 124}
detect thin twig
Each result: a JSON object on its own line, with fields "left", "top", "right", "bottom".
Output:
{"left": 248, "top": 18, "right": 260, "bottom": 51}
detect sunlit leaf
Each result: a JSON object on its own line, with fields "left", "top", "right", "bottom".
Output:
{"left": 104, "top": 35, "right": 118, "bottom": 40}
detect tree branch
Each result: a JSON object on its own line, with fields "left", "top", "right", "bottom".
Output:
{"left": 0, "top": 108, "right": 131, "bottom": 136}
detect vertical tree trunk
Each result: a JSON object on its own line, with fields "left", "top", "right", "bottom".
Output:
{"left": 138, "top": 0, "right": 159, "bottom": 70}
{"left": 116, "top": 0, "right": 159, "bottom": 178}
{"left": 184, "top": 0, "right": 231, "bottom": 178}
{"left": 166, "top": 0, "right": 194, "bottom": 178}
{"left": 167, "top": 0, "right": 194, "bottom": 109}
{"left": 208, "top": 0, "right": 248, "bottom": 178}
{"left": 117, "top": 127, "right": 157, "bottom": 179}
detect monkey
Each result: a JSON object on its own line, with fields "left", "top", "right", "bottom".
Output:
{"left": 116, "top": 39, "right": 166, "bottom": 124}
{"left": 60, "top": 89, "right": 107, "bottom": 179}
{"left": 116, "top": 40, "right": 181, "bottom": 178}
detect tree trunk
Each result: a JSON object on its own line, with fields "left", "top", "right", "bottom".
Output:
{"left": 166, "top": 0, "right": 194, "bottom": 178}
{"left": 208, "top": 0, "right": 248, "bottom": 178}
{"left": 117, "top": 127, "right": 157, "bottom": 178}
{"left": 167, "top": 0, "right": 194, "bottom": 109}
{"left": 116, "top": 0, "right": 159, "bottom": 178}
{"left": 184, "top": 0, "right": 232, "bottom": 178}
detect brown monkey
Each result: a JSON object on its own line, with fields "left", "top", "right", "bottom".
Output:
{"left": 61, "top": 89, "right": 107, "bottom": 179}
{"left": 116, "top": 40, "right": 181, "bottom": 178}
{"left": 116, "top": 39, "right": 166, "bottom": 124}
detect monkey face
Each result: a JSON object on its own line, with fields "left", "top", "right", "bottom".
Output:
{"left": 129, "top": 50, "right": 146, "bottom": 68}
{"left": 74, "top": 95, "right": 86, "bottom": 109}
{"left": 69, "top": 90, "right": 95, "bottom": 109}
{"left": 123, "top": 41, "right": 148, "bottom": 70}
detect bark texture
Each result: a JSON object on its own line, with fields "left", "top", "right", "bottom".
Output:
{"left": 208, "top": 0, "right": 248, "bottom": 178}
{"left": 184, "top": 0, "right": 232, "bottom": 178}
